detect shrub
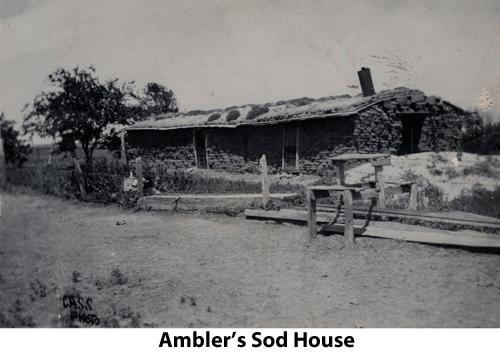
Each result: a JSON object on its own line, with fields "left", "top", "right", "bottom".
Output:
{"left": 462, "top": 160, "right": 499, "bottom": 179}
{"left": 80, "top": 157, "right": 130, "bottom": 204}
{"left": 226, "top": 110, "right": 241, "bottom": 122}
{"left": 246, "top": 105, "right": 270, "bottom": 120}
{"left": 423, "top": 183, "right": 450, "bottom": 212}
{"left": 207, "top": 113, "right": 221, "bottom": 122}
{"left": 1, "top": 113, "right": 32, "bottom": 167}
{"left": 450, "top": 185, "right": 500, "bottom": 219}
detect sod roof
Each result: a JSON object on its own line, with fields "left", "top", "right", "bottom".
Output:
{"left": 125, "top": 87, "right": 458, "bottom": 131}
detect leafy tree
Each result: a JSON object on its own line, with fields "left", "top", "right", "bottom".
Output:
{"left": 141, "top": 82, "right": 178, "bottom": 117}
{"left": 100, "top": 82, "right": 179, "bottom": 158}
{"left": 461, "top": 111, "right": 500, "bottom": 155}
{"left": 1, "top": 113, "right": 32, "bottom": 166}
{"left": 23, "top": 66, "right": 139, "bottom": 163}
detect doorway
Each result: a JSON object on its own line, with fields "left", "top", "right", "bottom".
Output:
{"left": 283, "top": 123, "right": 298, "bottom": 172}
{"left": 399, "top": 114, "right": 426, "bottom": 155}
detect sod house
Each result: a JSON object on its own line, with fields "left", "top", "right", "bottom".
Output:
{"left": 125, "top": 70, "right": 472, "bottom": 176}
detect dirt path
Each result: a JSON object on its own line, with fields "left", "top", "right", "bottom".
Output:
{"left": 1, "top": 191, "right": 500, "bottom": 328}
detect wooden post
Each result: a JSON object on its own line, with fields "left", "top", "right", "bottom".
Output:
{"left": 259, "top": 154, "right": 270, "bottom": 207}
{"left": 337, "top": 161, "right": 345, "bottom": 185}
{"left": 47, "top": 146, "right": 53, "bottom": 166}
{"left": 374, "top": 166, "right": 386, "bottom": 208}
{"left": 0, "top": 137, "right": 6, "bottom": 190}
{"left": 136, "top": 157, "right": 143, "bottom": 198}
{"left": 71, "top": 150, "right": 87, "bottom": 200}
{"left": 307, "top": 188, "right": 317, "bottom": 240}
{"left": 409, "top": 182, "right": 418, "bottom": 210}
{"left": 120, "top": 133, "right": 128, "bottom": 164}
{"left": 343, "top": 189, "right": 354, "bottom": 244}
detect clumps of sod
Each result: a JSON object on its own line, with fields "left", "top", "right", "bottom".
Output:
{"left": 226, "top": 110, "right": 241, "bottom": 122}
{"left": 186, "top": 110, "right": 209, "bottom": 116}
{"left": 207, "top": 113, "right": 221, "bottom": 122}
{"left": 246, "top": 105, "right": 269, "bottom": 120}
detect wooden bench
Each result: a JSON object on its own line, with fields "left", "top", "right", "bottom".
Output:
{"left": 307, "top": 153, "right": 417, "bottom": 244}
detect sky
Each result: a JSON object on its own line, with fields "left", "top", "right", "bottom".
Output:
{"left": 1, "top": 0, "right": 499, "bottom": 144}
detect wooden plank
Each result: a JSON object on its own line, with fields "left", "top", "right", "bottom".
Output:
{"left": 309, "top": 185, "right": 364, "bottom": 192}
{"left": 141, "top": 193, "right": 299, "bottom": 211}
{"left": 331, "top": 153, "right": 390, "bottom": 161}
{"left": 356, "top": 188, "right": 378, "bottom": 200}
{"left": 136, "top": 157, "right": 144, "bottom": 198}
{"left": 244, "top": 206, "right": 500, "bottom": 231}
{"left": 441, "top": 211, "right": 500, "bottom": 224}
{"left": 344, "top": 189, "right": 354, "bottom": 244}
{"left": 371, "top": 156, "right": 391, "bottom": 167}
{"left": 322, "top": 221, "right": 500, "bottom": 248}
{"left": 259, "top": 154, "right": 270, "bottom": 206}
{"left": 244, "top": 209, "right": 500, "bottom": 248}
{"left": 144, "top": 193, "right": 298, "bottom": 200}
{"left": 245, "top": 208, "right": 339, "bottom": 223}
{"left": 317, "top": 205, "right": 500, "bottom": 229}
{"left": 307, "top": 189, "right": 317, "bottom": 240}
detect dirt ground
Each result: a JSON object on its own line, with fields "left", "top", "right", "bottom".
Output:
{"left": 1, "top": 191, "right": 500, "bottom": 328}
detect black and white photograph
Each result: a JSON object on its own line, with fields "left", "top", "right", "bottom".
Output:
{"left": 1, "top": 0, "right": 499, "bottom": 335}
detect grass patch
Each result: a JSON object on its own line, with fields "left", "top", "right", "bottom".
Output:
{"left": 462, "top": 157, "right": 500, "bottom": 179}
{"left": 226, "top": 110, "right": 241, "bottom": 122}
{"left": 246, "top": 105, "right": 269, "bottom": 120}
{"left": 207, "top": 113, "right": 221, "bottom": 122}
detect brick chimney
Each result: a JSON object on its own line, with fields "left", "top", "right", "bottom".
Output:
{"left": 357, "top": 67, "right": 376, "bottom": 97}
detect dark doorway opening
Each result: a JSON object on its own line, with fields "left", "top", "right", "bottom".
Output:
{"left": 283, "top": 123, "right": 298, "bottom": 172}
{"left": 194, "top": 130, "right": 208, "bottom": 168}
{"left": 398, "top": 114, "right": 426, "bottom": 155}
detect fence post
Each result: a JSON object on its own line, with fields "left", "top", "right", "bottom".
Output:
{"left": 0, "top": 137, "right": 6, "bottom": 190}
{"left": 259, "top": 154, "right": 270, "bottom": 206}
{"left": 47, "top": 146, "right": 53, "bottom": 166}
{"left": 120, "top": 132, "right": 128, "bottom": 164}
{"left": 307, "top": 188, "right": 317, "bottom": 240}
{"left": 136, "top": 157, "right": 143, "bottom": 198}
{"left": 71, "top": 150, "right": 87, "bottom": 200}
{"left": 374, "top": 165, "right": 386, "bottom": 208}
